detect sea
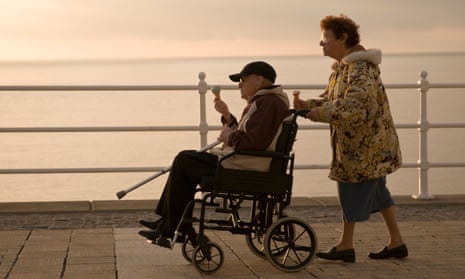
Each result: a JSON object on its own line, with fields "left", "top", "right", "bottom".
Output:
{"left": 1, "top": 52, "right": 465, "bottom": 202}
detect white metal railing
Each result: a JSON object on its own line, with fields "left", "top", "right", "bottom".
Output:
{"left": 1, "top": 71, "right": 465, "bottom": 200}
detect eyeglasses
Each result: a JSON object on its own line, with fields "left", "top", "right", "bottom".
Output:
{"left": 239, "top": 76, "right": 249, "bottom": 84}
{"left": 320, "top": 30, "right": 337, "bottom": 44}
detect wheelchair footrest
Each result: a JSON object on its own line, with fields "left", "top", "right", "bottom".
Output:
{"left": 207, "top": 219, "right": 233, "bottom": 226}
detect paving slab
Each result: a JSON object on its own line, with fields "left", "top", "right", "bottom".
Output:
{"left": 0, "top": 196, "right": 464, "bottom": 278}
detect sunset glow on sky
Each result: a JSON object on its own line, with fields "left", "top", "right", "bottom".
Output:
{"left": 1, "top": 0, "right": 464, "bottom": 61}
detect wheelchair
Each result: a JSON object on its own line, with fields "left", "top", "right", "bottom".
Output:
{"left": 161, "top": 110, "right": 317, "bottom": 274}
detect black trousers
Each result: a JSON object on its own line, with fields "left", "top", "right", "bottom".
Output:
{"left": 155, "top": 150, "right": 218, "bottom": 235}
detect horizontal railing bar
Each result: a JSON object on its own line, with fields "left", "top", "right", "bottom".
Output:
{"left": 429, "top": 162, "right": 465, "bottom": 168}
{"left": 282, "top": 85, "right": 327, "bottom": 90}
{"left": 297, "top": 124, "right": 421, "bottom": 130}
{"left": 0, "top": 85, "right": 200, "bottom": 91}
{"left": 0, "top": 84, "right": 328, "bottom": 91}
{"left": 293, "top": 163, "right": 465, "bottom": 170}
{"left": 375, "top": 162, "right": 465, "bottom": 168}
{"left": 428, "top": 83, "right": 465, "bottom": 89}
{"left": 2, "top": 122, "right": 465, "bottom": 133}
{"left": 290, "top": 123, "right": 465, "bottom": 130}
{"left": 0, "top": 126, "right": 214, "bottom": 133}
{"left": 394, "top": 124, "right": 421, "bottom": 129}
{"left": 386, "top": 83, "right": 465, "bottom": 89}
{"left": 294, "top": 164, "right": 328, "bottom": 170}
{"left": 429, "top": 123, "right": 465, "bottom": 128}
{"left": 2, "top": 162, "right": 465, "bottom": 174}
{"left": 0, "top": 167, "right": 160, "bottom": 174}
{"left": 0, "top": 83, "right": 463, "bottom": 92}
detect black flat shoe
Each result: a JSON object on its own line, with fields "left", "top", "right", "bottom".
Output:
{"left": 139, "top": 219, "right": 162, "bottom": 230}
{"left": 369, "top": 244, "right": 408, "bottom": 259}
{"left": 316, "top": 247, "right": 355, "bottom": 263}
{"left": 138, "top": 230, "right": 161, "bottom": 241}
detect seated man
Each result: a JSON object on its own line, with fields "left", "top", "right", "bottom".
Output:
{"left": 138, "top": 61, "right": 290, "bottom": 246}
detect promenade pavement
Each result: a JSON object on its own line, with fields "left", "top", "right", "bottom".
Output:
{"left": 0, "top": 195, "right": 464, "bottom": 279}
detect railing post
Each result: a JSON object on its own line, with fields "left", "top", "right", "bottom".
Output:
{"left": 198, "top": 72, "right": 208, "bottom": 147}
{"left": 413, "top": 70, "right": 435, "bottom": 199}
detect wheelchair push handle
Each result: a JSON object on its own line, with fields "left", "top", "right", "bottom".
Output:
{"left": 291, "top": 109, "right": 310, "bottom": 118}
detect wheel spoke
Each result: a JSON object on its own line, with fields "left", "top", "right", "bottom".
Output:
{"left": 290, "top": 248, "right": 304, "bottom": 264}
{"left": 270, "top": 238, "right": 289, "bottom": 254}
{"left": 280, "top": 248, "right": 291, "bottom": 265}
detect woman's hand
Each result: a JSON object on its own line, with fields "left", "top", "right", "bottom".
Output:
{"left": 292, "top": 90, "right": 309, "bottom": 110}
{"left": 306, "top": 109, "right": 320, "bottom": 122}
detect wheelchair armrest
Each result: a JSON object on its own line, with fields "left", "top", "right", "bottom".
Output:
{"left": 216, "top": 149, "right": 294, "bottom": 187}
{"left": 218, "top": 149, "right": 292, "bottom": 165}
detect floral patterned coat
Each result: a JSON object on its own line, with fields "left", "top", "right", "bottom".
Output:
{"left": 308, "top": 49, "right": 402, "bottom": 183}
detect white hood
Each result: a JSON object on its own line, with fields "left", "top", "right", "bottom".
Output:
{"left": 343, "top": 49, "right": 382, "bottom": 65}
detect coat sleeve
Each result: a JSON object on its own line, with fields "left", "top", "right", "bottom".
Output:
{"left": 316, "top": 61, "right": 380, "bottom": 127}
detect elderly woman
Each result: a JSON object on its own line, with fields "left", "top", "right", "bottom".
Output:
{"left": 294, "top": 14, "right": 407, "bottom": 262}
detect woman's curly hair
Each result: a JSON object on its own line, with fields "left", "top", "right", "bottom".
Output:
{"left": 320, "top": 14, "right": 360, "bottom": 48}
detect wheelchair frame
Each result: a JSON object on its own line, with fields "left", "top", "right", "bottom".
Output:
{"left": 160, "top": 110, "right": 317, "bottom": 273}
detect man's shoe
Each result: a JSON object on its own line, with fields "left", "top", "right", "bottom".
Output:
{"left": 174, "top": 232, "right": 186, "bottom": 243}
{"left": 369, "top": 244, "right": 408, "bottom": 259}
{"left": 138, "top": 230, "right": 161, "bottom": 242}
{"left": 139, "top": 219, "right": 161, "bottom": 230}
{"left": 150, "top": 235, "right": 172, "bottom": 248}
{"left": 316, "top": 247, "right": 355, "bottom": 263}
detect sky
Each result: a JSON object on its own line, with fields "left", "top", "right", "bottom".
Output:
{"left": 1, "top": 0, "right": 465, "bottom": 61}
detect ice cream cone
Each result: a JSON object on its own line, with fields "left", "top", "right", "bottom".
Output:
{"left": 212, "top": 86, "right": 221, "bottom": 100}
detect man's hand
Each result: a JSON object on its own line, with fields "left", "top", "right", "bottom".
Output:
{"left": 214, "top": 99, "right": 232, "bottom": 122}
{"left": 218, "top": 125, "right": 234, "bottom": 144}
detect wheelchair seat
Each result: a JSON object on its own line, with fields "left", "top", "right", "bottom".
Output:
{"left": 209, "top": 111, "right": 298, "bottom": 198}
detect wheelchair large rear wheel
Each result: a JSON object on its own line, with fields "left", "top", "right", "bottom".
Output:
{"left": 192, "top": 241, "right": 224, "bottom": 274}
{"left": 263, "top": 217, "right": 317, "bottom": 272}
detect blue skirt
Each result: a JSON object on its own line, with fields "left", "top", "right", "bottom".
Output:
{"left": 337, "top": 176, "right": 394, "bottom": 222}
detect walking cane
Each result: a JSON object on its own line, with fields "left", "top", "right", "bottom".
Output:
{"left": 116, "top": 85, "right": 223, "bottom": 199}
{"left": 116, "top": 140, "right": 221, "bottom": 199}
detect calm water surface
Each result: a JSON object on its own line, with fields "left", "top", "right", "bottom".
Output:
{"left": 1, "top": 53, "right": 464, "bottom": 201}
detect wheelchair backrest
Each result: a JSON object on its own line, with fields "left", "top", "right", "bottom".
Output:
{"left": 269, "top": 111, "right": 298, "bottom": 173}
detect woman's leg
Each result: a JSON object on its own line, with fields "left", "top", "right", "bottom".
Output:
{"left": 316, "top": 218, "right": 356, "bottom": 262}
{"left": 336, "top": 220, "right": 355, "bottom": 250}
{"left": 369, "top": 204, "right": 408, "bottom": 259}
{"left": 379, "top": 205, "right": 404, "bottom": 249}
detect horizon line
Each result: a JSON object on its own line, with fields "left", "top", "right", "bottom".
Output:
{"left": 1, "top": 51, "right": 464, "bottom": 65}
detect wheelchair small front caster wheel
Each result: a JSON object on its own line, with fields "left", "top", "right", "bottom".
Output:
{"left": 181, "top": 237, "right": 196, "bottom": 263}
{"left": 192, "top": 241, "right": 224, "bottom": 274}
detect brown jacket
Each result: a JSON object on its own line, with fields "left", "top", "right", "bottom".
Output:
{"left": 212, "top": 85, "right": 290, "bottom": 171}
